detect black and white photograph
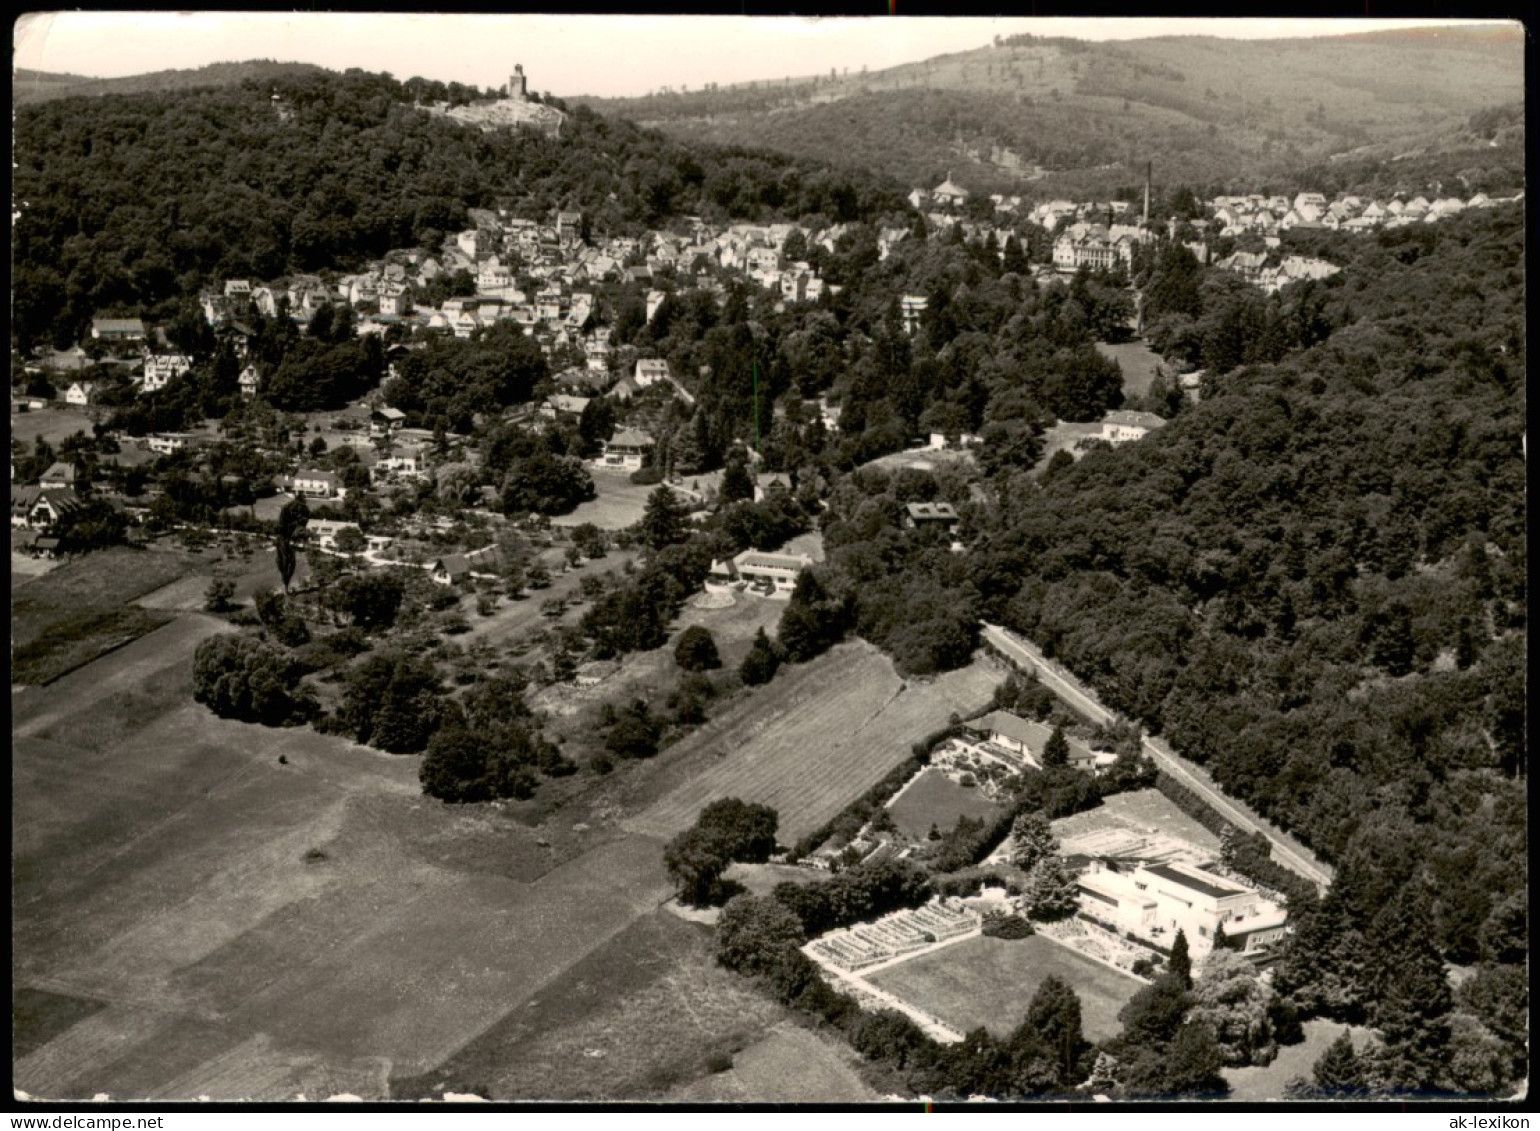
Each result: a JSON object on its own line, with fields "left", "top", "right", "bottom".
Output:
{"left": 11, "top": 12, "right": 1527, "bottom": 1108}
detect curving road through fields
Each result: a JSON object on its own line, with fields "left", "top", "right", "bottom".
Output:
{"left": 981, "top": 623, "right": 1333, "bottom": 892}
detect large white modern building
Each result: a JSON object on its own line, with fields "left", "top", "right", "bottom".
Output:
{"left": 1075, "top": 860, "right": 1289, "bottom": 956}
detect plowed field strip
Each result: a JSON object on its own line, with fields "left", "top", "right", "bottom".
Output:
{"left": 627, "top": 644, "right": 1000, "bottom": 843}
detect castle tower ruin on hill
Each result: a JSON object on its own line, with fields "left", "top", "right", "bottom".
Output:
{"left": 508, "top": 64, "right": 528, "bottom": 101}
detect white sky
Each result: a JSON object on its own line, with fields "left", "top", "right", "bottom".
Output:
{"left": 14, "top": 14, "right": 1516, "bottom": 100}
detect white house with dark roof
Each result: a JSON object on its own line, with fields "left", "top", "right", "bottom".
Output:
{"left": 64, "top": 381, "right": 99, "bottom": 407}
{"left": 1099, "top": 410, "right": 1167, "bottom": 444}
{"left": 597, "top": 428, "right": 654, "bottom": 472}
{"left": 965, "top": 711, "right": 1102, "bottom": 773}
{"left": 306, "top": 518, "right": 363, "bottom": 550}
{"left": 293, "top": 468, "right": 343, "bottom": 499}
{"left": 722, "top": 548, "right": 812, "bottom": 594}
{"left": 145, "top": 432, "right": 198, "bottom": 455}
{"left": 633, "top": 358, "right": 670, "bottom": 388}
{"left": 429, "top": 553, "right": 472, "bottom": 585}
{"left": 91, "top": 317, "right": 146, "bottom": 343}
{"left": 932, "top": 173, "right": 969, "bottom": 209}
{"left": 904, "top": 501, "right": 959, "bottom": 530}
{"left": 141, "top": 353, "right": 192, "bottom": 392}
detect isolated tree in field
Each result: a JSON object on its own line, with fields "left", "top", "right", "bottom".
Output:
{"left": 275, "top": 535, "right": 297, "bottom": 592}
{"left": 674, "top": 625, "right": 722, "bottom": 672}
{"left": 1043, "top": 725, "right": 1070, "bottom": 768}
{"left": 204, "top": 576, "right": 235, "bottom": 613}
{"left": 277, "top": 496, "right": 310, "bottom": 545}
{"left": 1010, "top": 810, "right": 1059, "bottom": 872}
{"left": 739, "top": 627, "right": 781, "bottom": 686}
{"left": 639, "top": 485, "right": 688, "bottom": 551}
{"left": 715, "top": 894, "right": 807, "bottom": 974}
{"left": 571, "top": 522, "right": 607, "bottom": 560}
{"left": 664, "top": 826, "right": 731, "bottom": 907}
{"left": 697, "top": 797, "right": 780, "bottom": 863}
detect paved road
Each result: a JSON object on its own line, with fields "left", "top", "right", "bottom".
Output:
{"left": 981, "top": 623, "right": 1333, "bottom": 892}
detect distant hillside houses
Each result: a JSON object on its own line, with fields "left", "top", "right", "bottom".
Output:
{"left": 1207, "top": 189, "right": 1521, "bottom": 239}
{"left": 1214, "top": 250, "right": 1341, "bottom": 294}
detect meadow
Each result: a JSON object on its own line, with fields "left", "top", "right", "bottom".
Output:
{"left": 887, "top": 767, "right": 1005, "bottom": 841}
{"left": 10, "top": 545, "right": 201, "bottom": 685}
{"left": 868, "top": 934, "right": 1143, "bottom": 1044}
{"left": 1096, "top": 339, "right": 1167, "bottom": 400}
{"left": 623, "top": 642, "right": 1001, "bottom": 844}
{"left": 11, "top": 598, "right": 682, "bottom": 1101}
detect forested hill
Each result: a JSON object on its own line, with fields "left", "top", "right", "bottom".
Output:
{"left": 967, "top": 201, "right": 1525, "bottom": 1090}
{"left": 11, "top": 68, "right": 909, "bottom": 351}
{"left": 12, "top": 60, "right": 331, "bottom": 106}
{"left": 576, "top": 25, "right": 1524, "bottom": 198}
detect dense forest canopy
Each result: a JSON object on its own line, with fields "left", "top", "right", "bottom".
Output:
{"left": 967, "top": 205, "right": 1524, "bottom": 1073}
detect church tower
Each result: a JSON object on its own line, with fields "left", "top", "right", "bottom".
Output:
{"left": 509, "top": 64, "right": 528, "bottom": 101}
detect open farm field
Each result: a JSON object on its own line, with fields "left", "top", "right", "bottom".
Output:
{"left": 667, "top": 1022, "right": 881, "bottom": 1104}
{"left": 393, "top": 908, "right": 786, "bottom": 1101}
{"left": 624, "top": 643, "right": 1000, "bottom": 844}
{"left": 12, "top": 608, "right": 677, "bottom": 1100}
{"left": 887, "top": 767, "right": 1005, "bottom": 840}
{"left": 9, "top": 405, "right": 98, "bottom": 446}
{"left": 1095, "top": 339, "right": 1165, "bottom": 400}
{"left": 11, "top": 547, "right": 60, "bottom": 585}
{"left": 867, "top": 934, "right": 1142, "bottom": 1044}
{"left": 10, "top": 546, "right": 206, "bottom": 685}
{"left": 1051, "top": 787, "right": 1222, "bottom": 854}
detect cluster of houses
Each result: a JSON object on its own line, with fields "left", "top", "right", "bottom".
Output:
{"left": 1208, "top": 188, "right": 1523, "bottom": 239}
{"left": 173, "top": 206, "right": 842, "bottom": 401}
{"left": 1210, "top": 250, "right": 1341, "bottom": 294}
